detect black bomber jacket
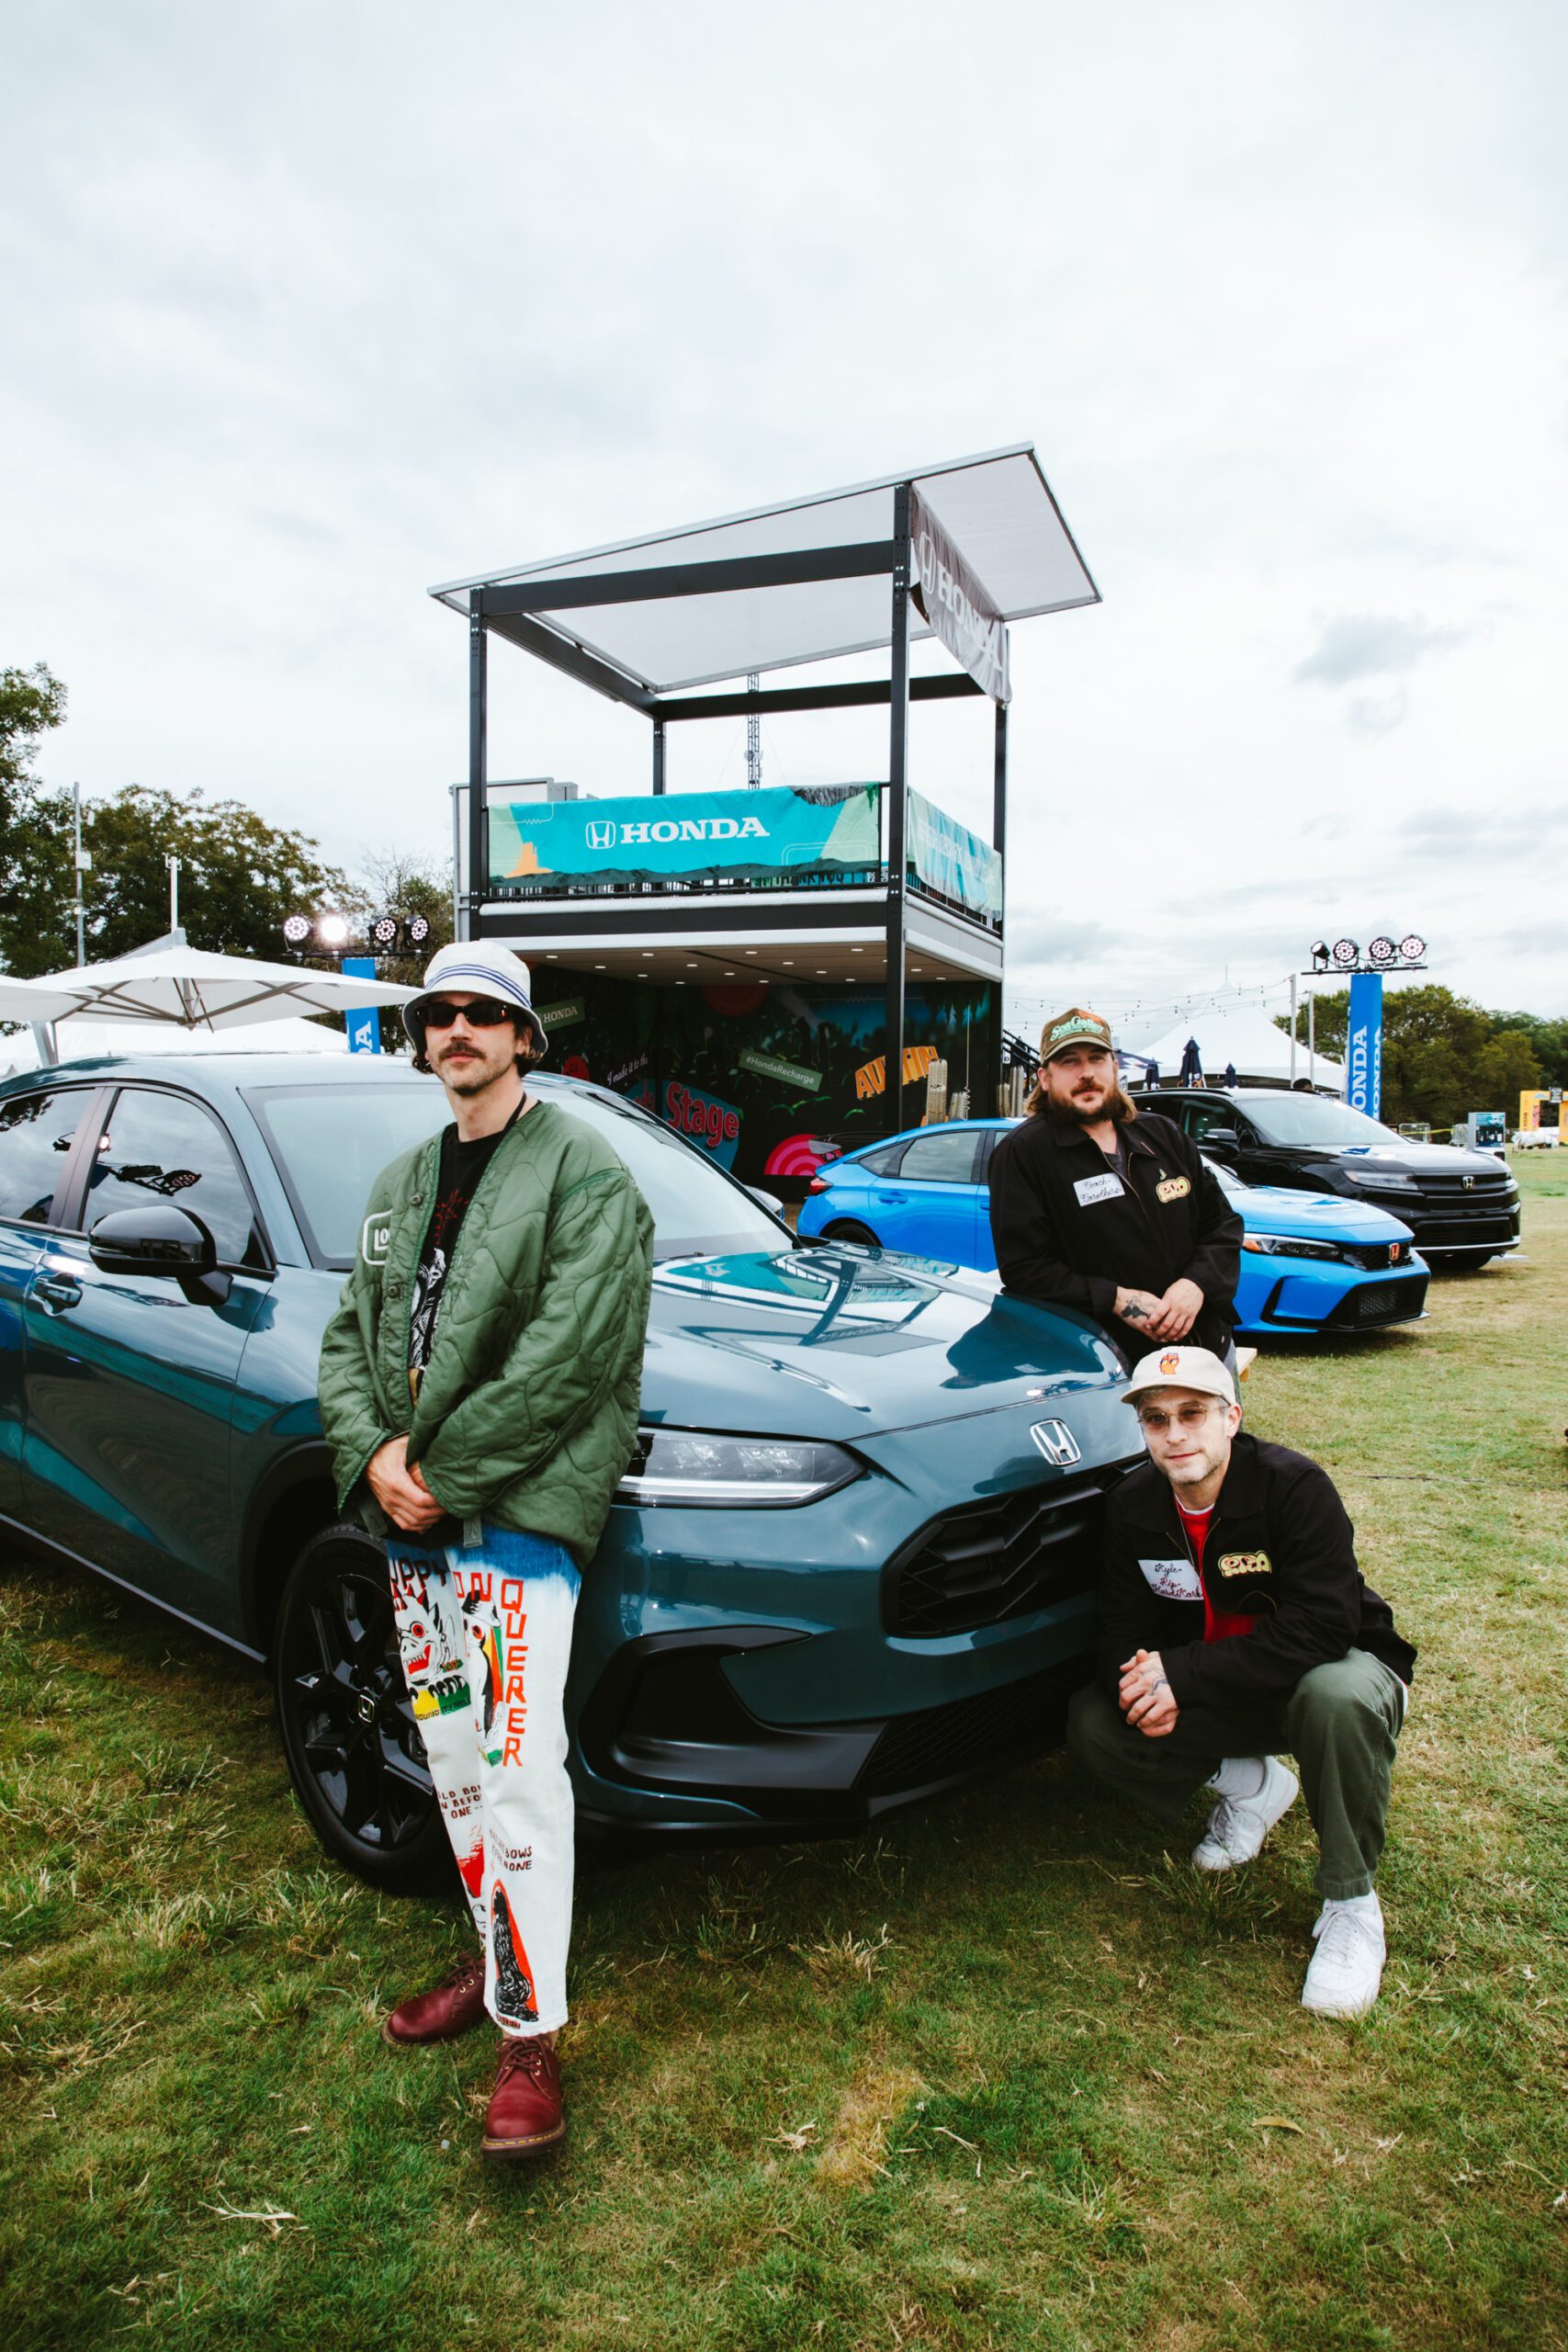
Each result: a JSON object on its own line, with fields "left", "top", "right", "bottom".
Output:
{"left": 987, "top": 1107, "right": 1242, "bottom": 1358}
{"left": 1096, "top": 1431, "right": 1416, "bottom": 1713}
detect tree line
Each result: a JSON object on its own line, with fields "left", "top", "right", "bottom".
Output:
{"left": 1277, "top": 988, "right": 1562, "bottom": 1129}
{"left": 0, "top": 664, "right": 453, "bottom": 999}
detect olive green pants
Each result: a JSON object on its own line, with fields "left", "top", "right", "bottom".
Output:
{"left": 1066, "top": 1648, "right": 1405, "bottom": 1900}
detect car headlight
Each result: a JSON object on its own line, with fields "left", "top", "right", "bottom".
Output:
{"left": 1341, "top": 1169, "right": 1417, "bottom": 1188}
{"left": 615, "top": 1430, "right": 863, "bottom": 1508}
{"left": 1242, "top": 1234, "right": 1346, "bottom": 1261}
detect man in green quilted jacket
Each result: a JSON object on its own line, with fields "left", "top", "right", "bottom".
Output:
{"left": 319, "top": 942, "right": 653, "bottom": 2162}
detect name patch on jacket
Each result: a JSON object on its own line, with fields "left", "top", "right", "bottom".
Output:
{"left": 1139, "top": 1556, "right": 1203, "bottom": 1600}
{"left": 1216, "top": 1550, "right": 1271, "bottom": 1579}
{"left": 1074, "top": 1172, "right": 1125, "bottom": 1207}
{"left": 1156, "top": 1174, "right": 1191, "bottom": 1203}
{"left": 360, "top": 1211, "right": 392, "bottom": 1266}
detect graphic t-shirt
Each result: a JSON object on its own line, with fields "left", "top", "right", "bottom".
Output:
{"left": 1175, "top": 1497, "right": 1258, "bottom": 1644}
{"left": 407, "top": 1122, "right": 507, "bottom": 1394}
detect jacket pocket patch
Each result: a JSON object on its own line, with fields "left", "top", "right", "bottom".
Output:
{"left": 1139, "top": 1556, "right": 1202, "bottom": 1600}
{"left": 360, "top": 1210, "right": 393, "bottom": 1266}
{"left": 1156, "top": 1175, "right": 1191, "bottom": 1203}
{"left": 1216, "top": 1550, "right": 1271, "bottom": 1579}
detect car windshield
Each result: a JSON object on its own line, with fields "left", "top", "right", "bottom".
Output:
{"left": 1202, "top": 1157, "right": 1250, "bottom": 1195}
{"left": 1246, "top": 1096, "right": 1403, "bottom": 1148}
{"left": 246, "top": 1077, "right": 785, "bottom": 1269}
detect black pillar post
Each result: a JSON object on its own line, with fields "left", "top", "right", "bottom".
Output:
{"left": 652, "top": 718, "right": 667, "bottom": 796}
{"left": 465, "top": 591, "right": 488, "bottom": 944}
{"left": 883, "top": 484, "right": 911, "bottom": 1136}
{"left": 991, "top": 698, "right": 1009, "bottom": 1111}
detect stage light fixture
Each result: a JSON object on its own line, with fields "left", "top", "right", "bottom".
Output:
{"left": 281, "top": 913, "right": 310, "bottom": 945}
{"left": 1331, "top": 937, "right": 1359, "bottom": 967}
{"left": 1399, "top": 933, "right": 1426, "bottom": 962}
{"left": 1368, "top": 935, "right": 1397, "bottom": 966}
{"left": 316, "top": 911, "right": 350, "bottom": 949}
{"left": 369, "top": 913, "right": 400, "bottom": 949}
{"left": 1309, "top": 940, "right": 1330, "bottom": 968}
{"left": 404, "top": 913, "right": 432, "bottom": 948}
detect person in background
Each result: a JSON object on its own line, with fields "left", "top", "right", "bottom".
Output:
{"left": 987, "top": 1007, "right": 1242, "bottom": 1367}
{"left": 1067, "top": 1347, "right": 1415, "bottom": 2018}
{"left": 319, "top": 943, "right": 653, "bottom": 2160}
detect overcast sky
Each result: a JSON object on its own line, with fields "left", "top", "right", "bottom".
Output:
{"left": 4, "top": 0, "right": 1562, "bottom": 1038}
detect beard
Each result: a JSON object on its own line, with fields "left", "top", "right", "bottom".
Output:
{"left": 1055, "top": 1081, "right": 1114, "bottom": 1124}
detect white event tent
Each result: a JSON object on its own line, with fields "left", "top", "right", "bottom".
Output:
{"left": 1133, "top": 1005, "right": 1345, "bottom": 1093}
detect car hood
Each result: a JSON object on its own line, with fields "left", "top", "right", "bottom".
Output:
{"left": 1272, "top": 1138, "right": 1508, "bottom": 1180}
{"left": 640, "top": 1243, "right": 1125, "bottom": 1440}
{"left": 1238, "top": 1184, "right": 1415, "bottom": 1241}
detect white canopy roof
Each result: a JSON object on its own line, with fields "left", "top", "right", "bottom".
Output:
{"left": 430, "top": 445, "right": 1099, "bottom": 695}
{"left": 24, "top": 935, "right": 416, "bottom": 1030}
{"left": 1134, "top": 1004, "right": 1345, "bottom": 1092}
{"left": 0, "top": 1013, "right": 351, "bottom": 1078}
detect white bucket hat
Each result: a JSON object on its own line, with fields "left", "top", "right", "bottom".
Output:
{"left": 403, "top": 942, "right": 547, "bottom": 1057}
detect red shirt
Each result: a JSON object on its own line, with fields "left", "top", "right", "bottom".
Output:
{"left": 1175, "top": 1498, "right": 1258, "bottom": 1644}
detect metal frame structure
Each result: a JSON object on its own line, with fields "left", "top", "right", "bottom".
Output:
{"left": 446, "top": 455, "right": 1090, "bottom": 1134}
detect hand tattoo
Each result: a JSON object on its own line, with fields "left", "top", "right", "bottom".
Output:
{"left": 1122, "top": 1302, "right": 1148, "bottom": 1323}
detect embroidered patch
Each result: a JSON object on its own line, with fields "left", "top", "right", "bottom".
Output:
{"left": 1159, "top": 1351, "right": 1182, "bottom": 1374}
{"left": 1139, "top": 1556, "right": 1203, "bottom": 1601}
{"left": 1156, "top": 1174, "right": 1191, "bottom": 1203}
{"left": 1216, "top": 1550, "right": 1271, "bottom": 1579}
{"left": 360, "top": 1210, "right": 392, "bottom": 1266}
{"left": 1074, "top": 1172, "right": 1124, "bottom": 1206}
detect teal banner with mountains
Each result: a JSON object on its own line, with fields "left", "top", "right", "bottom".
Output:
{"left": 489, "top": 783, "right": 881, "bottom": 892}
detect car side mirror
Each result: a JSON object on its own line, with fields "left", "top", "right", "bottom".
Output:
{"left": 747, "top": 1186, "right": 785, "bottom": 1216}
{"left": 88, "top": 1205, "right": 231, "bottom": 1305}
{"left": 1201, "top": 1128, "right": 1242, "bottom": 1156}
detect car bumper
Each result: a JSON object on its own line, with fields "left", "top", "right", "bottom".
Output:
{"left": 1236, "top": 1259, "right": 1430, "bottom": 1335}
{"left": 565, "top": 1388, "right": 1140, "bottom": 1839}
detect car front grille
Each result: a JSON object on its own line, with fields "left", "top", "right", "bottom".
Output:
{"left": 856, "top": 1660, "right": 1086, "bottom": 1797}
{"left": 1409, "top": 1214, "right": 1518, "bottom": 1249}
{"left": 1344, "top": 1241, "right": 1414, "bottom": 1270}
{"left": 1326, "top": 1276, "right": 1428, "bottom": 1328}
{"left": 883, "top": 1463, "right": 1138, "bottom": 1639}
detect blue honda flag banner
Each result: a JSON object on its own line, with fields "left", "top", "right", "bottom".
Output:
{"left": 343, "top": 955, "right": 382, "bottom": 1056}
{"left": 1346, "top": 971, "right": 1382, "bottom": 1117}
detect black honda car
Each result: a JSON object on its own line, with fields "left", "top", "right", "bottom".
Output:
{"left": 1129, "top": 1087, "right": 1520, "bottom": 1272}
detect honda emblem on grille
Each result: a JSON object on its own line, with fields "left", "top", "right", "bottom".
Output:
{"left": 1030, "top": 1419, "right": 1081, "bottom": 1466}
{"left": 1461, "top": 1175, "right": 1474, "bottom": 1189}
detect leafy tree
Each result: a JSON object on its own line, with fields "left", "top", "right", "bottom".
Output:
{"left": 355, "top": 850, "right": 456, "bottom": 1049}
{"left": 0, "top": 663, "right": 67, "bottom": 824}
{"left": 1277, "top": 984, "right": 1542, "bottom": 1128}
{"left": 0, "top": 664, "right": 74, "bottom": 967}
{"left": 1490, "top": 1011, "right": 1568, "bottom": 1091}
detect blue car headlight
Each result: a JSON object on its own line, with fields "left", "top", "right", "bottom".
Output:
{"left": 615, "top": 1430, "right": 863, "bottom": 1508}
{"left": 1242, "top": 1234, "right": 1347, "bottom": 1262}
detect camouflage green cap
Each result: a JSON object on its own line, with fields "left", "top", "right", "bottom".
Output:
{"left": 1039, "top": 1006, "right": 1114, "bottom": 1063}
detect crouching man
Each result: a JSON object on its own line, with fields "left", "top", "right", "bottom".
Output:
{"left": 319, "top": 944, "right": 653, "bottom": 2157}
{"left": 1066, "top": 1348, "right": 1415, "bottom": 2018}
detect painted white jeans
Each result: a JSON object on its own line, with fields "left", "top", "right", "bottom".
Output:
{"left": 386, "top": 1525, "right": 581, "bottom": 2035}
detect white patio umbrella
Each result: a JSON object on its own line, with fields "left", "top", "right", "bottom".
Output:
{"left": 23, "top": 931, "right": 418, "bottom": 1035}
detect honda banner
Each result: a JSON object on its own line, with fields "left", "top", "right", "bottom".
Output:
{"left": 1346, "top": 971, "right": 1383, "bottom": 1119}
{"left": 909, "top": 486, "right": 1010, "bottom": 705}
{"left": 488, "top": 783, "right": 880, "bottom": 894}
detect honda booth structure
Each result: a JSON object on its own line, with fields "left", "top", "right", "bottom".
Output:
{"left": 431, "top": 447, "right": 1099, "bottom": 1193}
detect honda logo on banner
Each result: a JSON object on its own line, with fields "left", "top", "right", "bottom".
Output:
{"left": 586, "top": 820, "right": 616, "bottom": 851}
{"left": 1346, "top": 971, "right": 1383, "bottom": 1119}
{"left": 1030, "top": 1419, "right": 1081, "bottom": 1467}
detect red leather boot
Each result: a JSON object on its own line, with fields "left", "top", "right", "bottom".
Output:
{"left": 381, "top": 1951, "right": 488, "bottom": 2047}
{"left": 481, "top": 2035, "right": 565, "bottom": 2159}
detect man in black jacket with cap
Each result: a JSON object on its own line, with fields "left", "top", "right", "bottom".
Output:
{"left": 1066, "top": 1345, "right": 1416, "bottom": 2018}
{"left": 987, "top": 1008, "right": 1242, "bottom": 1365}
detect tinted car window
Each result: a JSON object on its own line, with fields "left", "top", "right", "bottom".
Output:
{"left": 84, "top": 1089, "right": 265, "bottom": 1269}
{"left": 855, "top": 1144, "right": 906, "bottom": 1178}
{"left": 1187, "top": 1099, "right": 1254, "bottom": 1145}
{"left": 897, "top": 1130, "right": 980, "bottom": 1184}
{"left": 0, "top": 1089, "right": 92, "bottom": 1227}
{"left": 248, "top": 1078, "right": 785, "bottom": 1269}
{"left": 1245, "top": 1096, "right": 1402, "bottom": 1148}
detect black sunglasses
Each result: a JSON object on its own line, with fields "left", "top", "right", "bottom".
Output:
{"left": 417, "top": 996, "right": 514, "bottom": 1031}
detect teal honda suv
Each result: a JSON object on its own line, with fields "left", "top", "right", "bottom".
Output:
{"left": 0, "top": 1055, "right": 1139, "bottom": 1884}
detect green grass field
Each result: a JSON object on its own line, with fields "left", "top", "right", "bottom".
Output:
{"left": 2, "top": 1157, "right": 1564, "bottom": 2350}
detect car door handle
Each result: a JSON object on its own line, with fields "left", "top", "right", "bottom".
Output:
{"left": 35, "top": 1274, "right": 83, "bottom": 1312}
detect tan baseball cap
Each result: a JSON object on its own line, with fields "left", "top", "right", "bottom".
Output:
{"left": 1039, "top": 1006, "right": 1114, "bottom": 1063}
{"left": 1122, "top": 1346, "right": 1237, "bottom": 1408}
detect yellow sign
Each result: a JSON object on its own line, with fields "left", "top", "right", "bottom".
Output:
{"left": 854, "top": 1046, "right": 940, "bottom": 1102}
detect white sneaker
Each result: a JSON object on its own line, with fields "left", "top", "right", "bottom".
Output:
{"left": 1191, "top": 1756, "right": 1300, "bottom": 1871}
{"left": 1302, "top": 1894, "right": 1386, "bottom": 2018}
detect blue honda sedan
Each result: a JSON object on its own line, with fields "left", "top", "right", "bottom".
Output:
{"left": 796, "top": 1118, "right": 1428, "bottom": 1339}
{"left": 0, "top": 1057, "right": 1143, "bottom": 1888}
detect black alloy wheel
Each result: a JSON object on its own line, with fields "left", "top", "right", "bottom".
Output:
{"left": 823, "top": 1220, "right": 880, "bottom": 1245}
{"left": 272, "top": 1522, "right": 450, "bottom": 1888}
